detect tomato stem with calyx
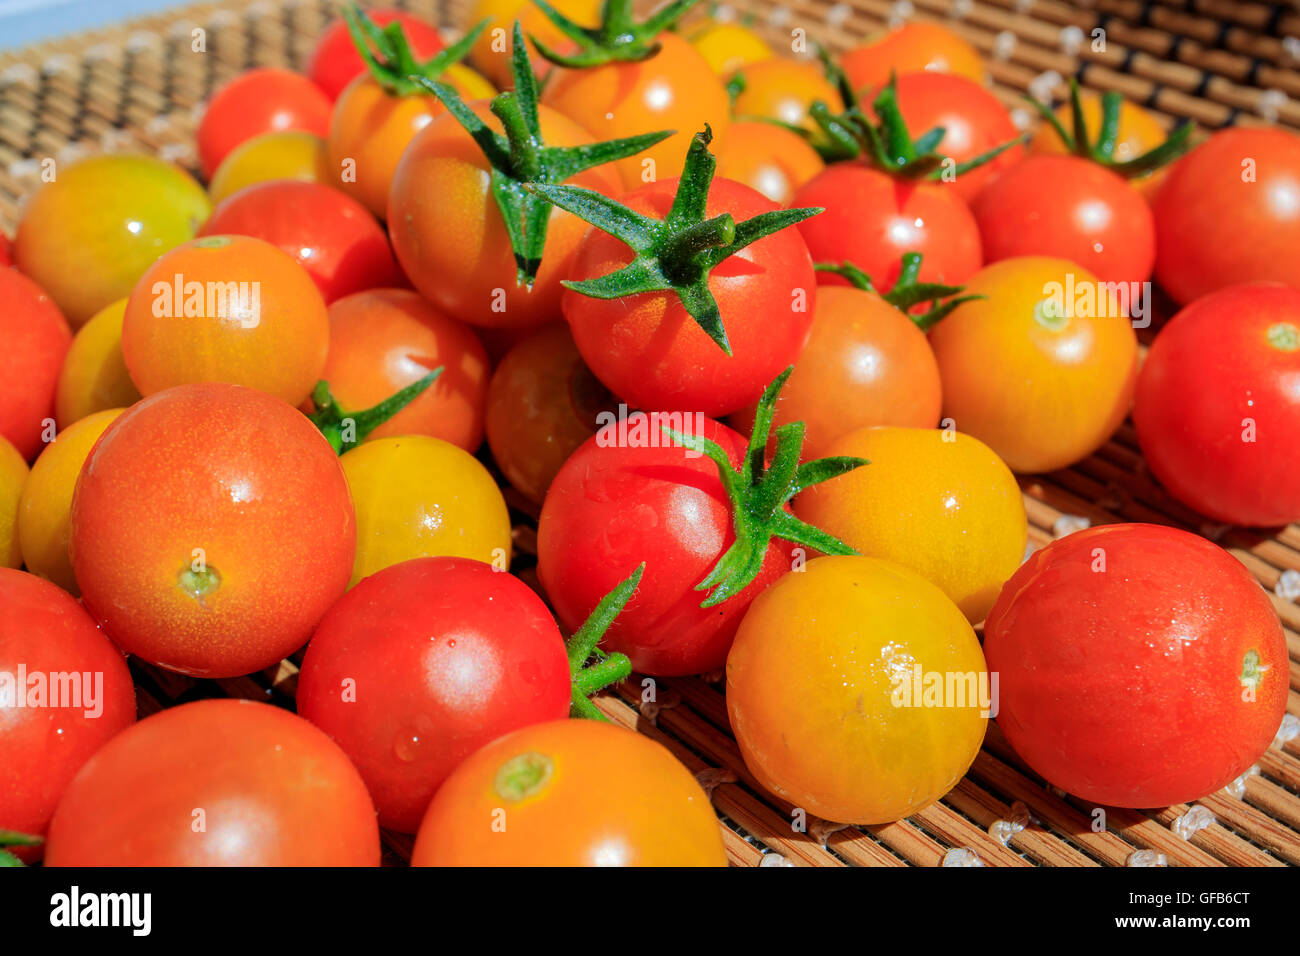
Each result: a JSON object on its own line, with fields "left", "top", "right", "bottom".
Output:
{"left": 411, "top": 23, "right": 673, "bottom": 286}
{"left": 524, "top": 126, "right": 822, "bottom": 355}
{"left": 343, "top": 4, "right": 487, "bottom": 97}
{"left": 565, "top": 563, "right": 644, "bottom": 720}
{"left": 0, "top": 830, "right": 41, "bottom": 868}
{"left": 529, "top": 0, "right": 699, "bottom": 68}
{"left": 307, "top": 367, "right": 443, "bottom": 455}
{"left": 1025, "top": 78, "right": 1194, "bottom": 179}
{"left": 815, "top": 252, "right": 984, "bottom": 331}
{"left": 661, "top": 369, "right": 867, "bottom": 608}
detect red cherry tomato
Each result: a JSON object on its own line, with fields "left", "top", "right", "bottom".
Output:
{"left": 971, "top": 154, "right": 1155, "bottom": 286}
{"left": 297, "top": 557, "right": 571, "bottom": 833}
{"left": 985, "top": 523, "right": 1288, "bottom": 808}
{"left": 0, "top": 268, "right": 71, "bottom": 460}
{"left": 307, "top": 8, "right": 445, "bottom": 101}
{"left": 792, "top": 163, "right": 981, "bottom": 291}
{"left": 1134, "top": 283, "right": 1300, "bottom": 526}
{"left": 199, "top": 180, "right": 404, "bottom": 303}
{"left": 196, "top": 68, "right": 332, "bottom": 180}
{"left": 0, "top": 569, "right": 136, "bottom": 858}
{"left": 0, "top": 233, "right": 12, "bottom": 266}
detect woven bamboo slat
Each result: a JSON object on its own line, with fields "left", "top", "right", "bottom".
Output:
{"left": 1, "top": 0, "right": 1297, "bottom": 867}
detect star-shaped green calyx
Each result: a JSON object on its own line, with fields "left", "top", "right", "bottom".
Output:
{"left": 815, "top": 252, "right": 985, "bottom": 331}
{"left": 343, "top": 3, "right": 487, "bottom": 97}
{"left": 529, "top": 0, "right": 699, "bottom": 68}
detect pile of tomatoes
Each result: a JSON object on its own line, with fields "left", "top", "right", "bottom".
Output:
{"left": 1, "top": 0, "right": 1296, "bottom": 868}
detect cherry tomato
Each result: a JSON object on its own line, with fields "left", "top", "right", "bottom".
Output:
{"left": 972, "top": 154, "right": 1156, "bottom": 286}
{"left": 792, "top": 164, "right": 982, "bottom": 292}
{"left": 340, "top": 435, "right": 511, "bottom": 586}
{"left": 308, "top": 8, "right": 445, "bottom": 101}
{"left": 485, "top": 324, "right": 610, "bottom": 503}
{"left": 18, "top": 408, "right": 124, "bottom": 596}
{"left": 796, "top": 426, "right": 1026, "bottom": 623}
{"left": 196, "top": 68, "right": 332, "bottom": 180}
{"left": 122, "top": 235, "right": 329, "bottom": 407}
{"left": 0, "top": 268, "right": 71, "bottom": 460}
{"left": 0, "top": 569, "right": 136, "bottom": 858}
{"left": 316, "top": 289, "right": 489, "bottom": 451}
{"left": 45, "top": 699, "right": 379, "bottom": 866}
{"left": 727, "top": 556, "right": 988, "bottom": 824}
{"left": 927, "top": 256, "right": 1139, "bottom": 473}
{"left": 731, "top": 58, "right": 841, "bottom": 133}
{"left": 841, "top": 21, "right": 986, "bottom": 94}
{"left": 687, "top": 20, "right": 773, "bottom": 76}
{"left": 0, "top": 233, "right": 11, "bottom": 267}
{"left": 298, "top": 557, "right": 570, "bottom": 833}
{"left": 200, "top": 181, "right": 403, "bottom": 303}
{"left": 714, "top": 120, "right": 825, "bottom": 206}
{"left": 985, "top": 523, "right": 1288, "bottom": 808}
{"left": 541, "top": 33, "right": 731, "bottom": 190}
{"left": 388, "top": 101, "right": 622, "bottom": 329}
{"left": 1030, "top": 92, "right": 1171, "bottom": 200}
{"left": 54, "top": 299, "right": 140, "bottom": 429}
{"left": 14, "top": 154, "right": 209, "bottom": 328}
{"left": 564, "top": 177, "right": 816, "bottom": 417}
{"left": 206, "top": 130, "right": 331, "bottom": 204}
{"left": 1134, "top": 283, "right": 1300, "bottom": 526}
{"left": 466, "top": 0, "right": 601, "bottom": 89}
{"left": 0, "top": 439, "right": 25, "bottom": 568}
{"left": 70, "top": 383, "right": 355, "bottom": 678}
{"left": 411, "top": 719, "right": 726, "bottom": 866}
{"left": 1153, "top": 127, "right": 1300, "bottom": 305}
{"left": 728, "top": 284, "right": 941, "bottom": 458}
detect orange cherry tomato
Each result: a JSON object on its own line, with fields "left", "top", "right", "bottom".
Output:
{"left": 308, "top": 8, "right": 445, "bottom": 101}
{"left": 388, "top": 101, "right": 622, "bottom": 329}
{"left": 328, "top": 64, "right": 495, "bottom": 218}
{"left": 541, "top": 33, "right": 731, "bottom": 190}
{"left": 0, "top": 268, "right": 71, "bottom": 460}
{"left": 0, "top": 437, "right": 27, "bottom": 568}
{"left": 1030, "top": 92, "right": 1171, "bottom": 201}
{"left": 196, "top": 68, "right": 332, "bottom": 181}
{"left": 732, "top": 57, "right": 841, "bottom": 132}
{"left": 841, "top": 21, "right": 987, "bottom": 95}
{"left": 484, "top": 323, "right": 611, "bottom": 503}
{"left": 54, "top": 299, "right": 141, "bottom": 429}
{"left": 927, "top": 256, "right": 1139, "bottom": 473}
{"left": 411, "top": 719, "right": 727, "bottom": 866}
{"left": 714, "top": 120, "right": 824, "bottom": 206}
{"left": 206, "top": 130, "right": 331, "bottom": 205}
{"left": 687, "top": 20, "right": 774, "bottom": 77}
{"left": 316, "top": 289, "right": 490, "bottom": 451}
{"left": 466, "top": 0, "right": 601, "bottom": 89}
{"left": 121, "top": 235, "right": 329, "bottom": 407}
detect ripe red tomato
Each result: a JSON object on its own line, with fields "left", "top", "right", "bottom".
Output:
{"left": 298, "top": 557, "right": 571, "bottom": 833}
{"left": 792, "top": 163, "right": 981, "bottom": 291}
{"left": 45, "top": 699, "right": 380, "bottom": 865}
{"left": 1153, "top": 127, "right": 1300, "bottom": 304}
{"left": 985, "top": 523, "right": 1288, "bottom": 808}
{"left": 0, "top": 233, "right": 11, "bottom": 266}
{"left": 307, "top": 8, "right": 445, "bottom": 101}
{"left": 1135, "top": 283, "right": 1300, "bottom": 526}
{"left": 0, "top": 268, "right": 71, "bottom": 461}
{"left": 196, "top": 68, "right": 332, "bottom": 180}
{"left": 0, "top": 569, "right": 136, "bottom": 858}
{"left": 841, "top": 21, "right": 987, "bottom": 94}
{"left": 198, "top": 181, "right": 404, "bottom": 303}
{"left": 70, "top": 383, "right": 355, "bottom": 678}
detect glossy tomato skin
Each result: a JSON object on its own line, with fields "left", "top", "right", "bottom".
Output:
{"left": 731, "top": 58, "right": 840, "bottom": 133}
{"left": 687, "top": 20, "right": 773, "bottom": 76}
{"left": 0, "top": 569, "right": 136, "bottom": 857}
{"left": 714, "top": 120, "right": 825, "bottom": 206}
{"left": 466, "top": 0, "right": 601, "bottom": 89}
{"left": 841, "top": 22, "right": 986, "bottom": 93}
{"left": 389, "top": 101, "right": 620, "bottom": 330}
{"left": 792, "top": 163, "right": 982, "bottom": 292}
{"left": 564, "top": 177, "right": 816, "bottom": 417}
{"left": 207, "top": 130, "right": 331, "bottom": 204}
{"left": 70, "top": 383, "right": 355, "bottom": 678}
{"left": 538, "top": 417, "right": 793, "bottom": 676}
{"left": 0, "top": 268, "right": 71, "bottom": 460}
{"left": 196, "top": 68, "right": 332, "bottom": 180}
{"left": 1134, "top": 283, "right": 1300, "bottom": 526}
{"left": 298, "top": 557, "right": 571, "bottom": 833}
{"left": 45, "top": 699, "right": 380, "bottom": 866}
{"left": 972, "top": 154, "right": 1155, "bottom": 286}
{"left": 728, "top": 556, "right": 988, "bottom": 824}
{"left": 985, "top": 524, "right": 1288, "bottom": 808}
{"left": 317, "top": 289, "right": 489, "bottom": 451}
{"left": 308, "top": 9, "right": 444, "bottom": 101}
{"left": 199, "top": 181, "right": 403, "bottom": 302}
{"left": 54, "top": 299, "right": 140, "bottom": 429}
{"left": 411, "top": 719, "right": 726, "bottom": 866}
{"left": 1031, "top": 93, "right": 1170, "bottom": 201}
{"left": 1153, "top": 127, "right": 1300, "bottom": 305}
{"left": 0, "top": 439, "right": 25, "bottom": 568}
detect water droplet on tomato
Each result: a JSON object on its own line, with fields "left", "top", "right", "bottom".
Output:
{"left": 394, "top": 731, "right": 425, "bottom": 763}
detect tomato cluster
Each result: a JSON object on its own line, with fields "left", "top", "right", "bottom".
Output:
{"left": 0, "top": 3, "right": 1295, "bottom": 868}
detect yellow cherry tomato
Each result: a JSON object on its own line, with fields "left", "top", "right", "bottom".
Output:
{"left": 687, "top": 20, "right": 773, "bottom": 76}
{"left": 713, "top": 120, "right": 824, "bottom": 206}
{"left": 466, "top": 0, "right": 602, "bottom": 89}
{"left": 207, "top": 131, "right": 331, "bottom": 205}
{"left": 0, "top": 436, "right": 28, "bottom": 569}
{"left": 727, "top": 555, "right": 989, "bottom": 825}
{"left": 340, "top": 435, "right": 512, "bottom": 586}
{"left": 731, "top": 58, "right": 841, "bottom": 133}
{"left": 1030, "top": 93, "right": 1173, "bottom": 201}
{"left": 796, "top": 426, "right": 1027, "bottom": 623}
{"left": 54, "top": 299, "right": 141, "bottom": 429}
{"left": 18, "top": 408, "right": 124, "bottom": 594}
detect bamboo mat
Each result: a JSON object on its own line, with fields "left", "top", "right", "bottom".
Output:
{"left": 1, "top": 0, "right": 1298, "bottom": 867}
